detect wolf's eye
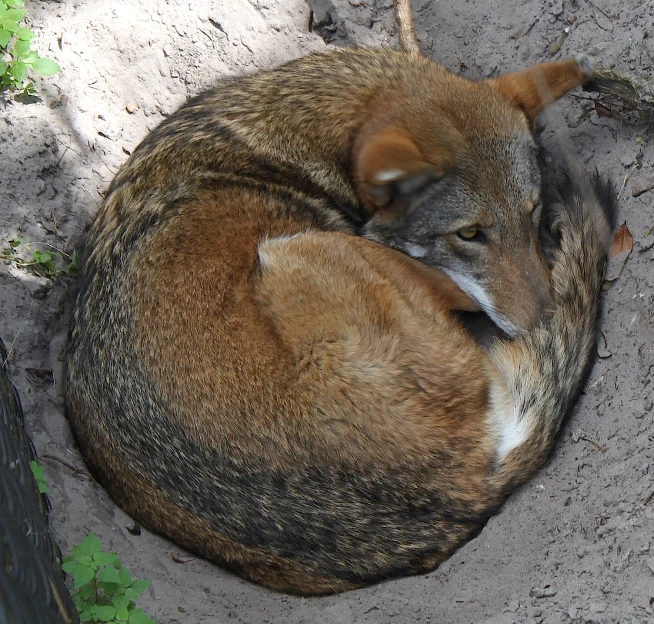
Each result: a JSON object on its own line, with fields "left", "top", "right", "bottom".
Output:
{"left": 457, "top": 228, "right": 485, "bottom": 242}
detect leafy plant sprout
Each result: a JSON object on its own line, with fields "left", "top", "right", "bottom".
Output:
{"left": 0, "top": 0, "right": 60, "bottom": 94}
{"left": 62, "top": 534, "right": 156, "bottom": 624}
{"left": 29, "top": 459, "right": 49, "bottom": 493}
{"left": 1, "top": 238, "right": 78, "bottom": 280}
{"left": 26, "top": 463, "right": 156, "bottom": 623}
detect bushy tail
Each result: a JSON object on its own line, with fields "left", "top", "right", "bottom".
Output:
{"left": 489, "top": 165, "right": 617, "bottom": 483}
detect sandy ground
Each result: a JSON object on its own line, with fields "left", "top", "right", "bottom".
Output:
{"left": 1, "top": 1, "right": 653, "bottom": 622}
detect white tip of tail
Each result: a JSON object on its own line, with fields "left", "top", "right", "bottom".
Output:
{"left": 488, "top": 381, "right": 531, "bottom": 461}
{"left": 575, "top": 53, "right": 597, "bottom": 77}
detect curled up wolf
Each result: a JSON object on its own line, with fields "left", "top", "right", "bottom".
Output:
{"left": 65, "top": 48, "right": 616, "bottom": 595}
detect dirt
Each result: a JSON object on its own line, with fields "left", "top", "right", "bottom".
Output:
{"left": 1, "top": 1, "right": 653, "bottom": 623}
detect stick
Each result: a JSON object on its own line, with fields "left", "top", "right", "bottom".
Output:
{"left": 393, "top": 0, "right": 420, "bottom": 56}
{"left": 584, "top": 68, "right": 654, "bottom": 124}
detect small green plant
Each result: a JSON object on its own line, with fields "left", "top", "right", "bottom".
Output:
{"left": 0, "top": 0, "right": 60, "bottom": 94}
{"left": 63, "top": 534, "right": 156, "bottom": 624}
{"left": 29, "top": 459, "right": 49, "bottom": 493}
{"left": 2, "top": 238, "right": 77, "bottom": 280}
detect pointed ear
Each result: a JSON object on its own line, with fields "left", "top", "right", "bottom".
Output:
{"left": 354, "top": 128, "right": 438, "bottom": 212}
{"left": 487, "top": 54, "right": 596, "bottom": 122}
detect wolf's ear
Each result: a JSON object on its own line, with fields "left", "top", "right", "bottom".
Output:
{"left": 354, "top": 128, "right": 439, "bottom": 213}
{"left": 487, "top": 55, "right": 596, "bottom": 123}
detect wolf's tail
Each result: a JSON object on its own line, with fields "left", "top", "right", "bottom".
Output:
{"left": 488, "top": 165, "right": 617, "bottom": 482}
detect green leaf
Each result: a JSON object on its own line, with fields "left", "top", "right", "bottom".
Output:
{"left": 91, "top": 605, "right": 116, "bottom": 622}
{"left": 112, "top": 596, "right": 131, "bottom": 610}
{"left": 27, "top": 56, "right": 60, "bottom": 75}
{"left": 32, "top": 250, "right": 51, "bottom": 263}
{"left": 129, "top": 579, "right": 150, "bottom": 594}
{"left": 97, "top": 583, "right": 118, "bottom": 601}
{"left": 2, "top": 19, "right": 18, "bottom": 33}
{"left": 21, "top": 49, "right": 36, "bottom": 63}
{"left": 15, "top": 25, "right": 32, "bottom": 40}
{"left": 9, "top": 59, "right": 25, "bottom": 81}
{"left": 0, "top": 29, "right": 10, "bottom": 48}
{"left": 122, "top": 588, "right": 139, "bottom": 602}
{"left": 113, "top": 597, "right": 131, "bottom": 622}
{"left": 71, "top": 592, "right": 85, "bottom": 611}
{"left": 73, "top": 564, "right": 96, "bottom": 590}
{"left": 93, "top": 551, "right": 118, "bottom": 567}
{"left": 8, "top": 238, "right": 21, "bottom": 247}
{"left": 79, "top": 533, "right": 103, "bottom": 556}
{"left": 67, "top": 544, "right": 84, "bottom": 559}
{"left": 28, "top": 460, "right": 49, "bottom": 493}
{"left": 0, "top": 60, "right": 6, "bottom": 76}
{"left": 79, "top": 609, "right": 95, "bottom": 623}
{"left": 98, "top": 566, "right": 122, "bottom": 584}
{"left": 61, "top": 561, "right": 77, "bottom": 574}
{"left": 77, "top": 554, "right": 94, "bottom": 567}
{"left": 12, "top": 38, "right": 28, "bottom": 57}
{"left": 4, "top": 8, "right": 23, "bottom": 20}
{"left": 28, "top": 460, "right": 44, "bottom": 479}
{"left": 78, "top": 583, "right": 96, "bottom": 600}
{"left": 117, "top": 567, "right": 132, "bottom": 588}
{"left": 6, "top": 0, "right": 25, "bottom": 8}
{"left": 65, "top": 250, "right": 78, "bottom": 276}
{"left": 127, "top": 609, "right": 156, "bottom": 624}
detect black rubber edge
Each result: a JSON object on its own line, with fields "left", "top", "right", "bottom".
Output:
{"left": 0, "top": 336, "right": 79, "bottom": 624}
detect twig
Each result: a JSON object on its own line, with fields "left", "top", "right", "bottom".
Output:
{"left": 579, "top": 435, "right": 607, "bottom": 453}
{"left": 588, "top": 1, "right": 617, "bottom": 21}
{"left": 2, "top": 298, "right": 34, "bottom": 368}
{"left": 393, "top": 0, "right": 420, "bottom": 56}
{"left": 617, "top": 164, "right": 638, "bottom": 201}
{"left": 41, "top": 453, "right": 93, "bottom": 479}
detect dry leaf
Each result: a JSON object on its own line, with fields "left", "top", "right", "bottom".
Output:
{"left": 597, "top": 331, "right": 612, "bottom": 359}
{"left": 609, "top": 223, "right": 633, "bottom": 258}
{"left": 604, "top": 223, "right": 633, "bottom": 284}
{"left": 594, "top": 101, "right": 613, "bottom": 119}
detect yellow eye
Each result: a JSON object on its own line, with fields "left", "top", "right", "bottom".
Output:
{"left": 457, "top": 228, "right": 479, "bottom": 240}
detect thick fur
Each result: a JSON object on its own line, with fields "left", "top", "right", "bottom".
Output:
{"left": 65, "top": 48, "right": 610, "bottom": 595}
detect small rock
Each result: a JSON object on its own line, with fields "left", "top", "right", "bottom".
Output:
{"left": 631, "top": 173, "right": 654, "bottom": 197}
{"left": 504, "top": 600, "right": 520, "bottom": 613}
{"left": 126, "top": 102, "right": 138, "bottom": 114}
{"left": 31, "top": 284, "right": 51, "bottom": 300}
{"left": 529, "top": 586, "right": 556, "bottom": 599}
{"left": 587, "top": 375, "right": 605, "bottom": 395}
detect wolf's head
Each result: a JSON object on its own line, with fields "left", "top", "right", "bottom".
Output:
{"left": 354, "top": 55, "right": 595, "bottom": 336}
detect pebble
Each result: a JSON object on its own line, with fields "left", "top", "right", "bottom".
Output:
{"left": 631, "top": 173, "right": 654, "bottom": 197}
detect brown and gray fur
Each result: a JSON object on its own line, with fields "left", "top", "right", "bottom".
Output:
{"left": 65, "top": 48, "right": 613, "bottom": 595}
